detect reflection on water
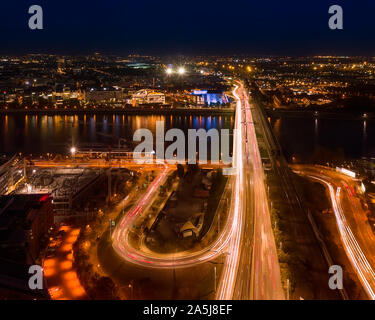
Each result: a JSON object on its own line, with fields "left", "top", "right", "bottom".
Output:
{"left": 363, "top": 120, "right": 367, "bottom": 142}
{"left": 0, "top": 114, "right": 234, "bottom": 155}
{"left": 271, "top": 116, "right": 375, "bottom": 161}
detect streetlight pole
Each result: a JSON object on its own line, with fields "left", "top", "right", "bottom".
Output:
{"left": 207, "top": 259, "right": 225, "bottom": 296}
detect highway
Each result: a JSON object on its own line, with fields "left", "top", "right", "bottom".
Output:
{"left": 220, "top": 82, "right": 284, "bottom": 300}
{"left": 293, "top": 165, "right": 375, "bottom": 300}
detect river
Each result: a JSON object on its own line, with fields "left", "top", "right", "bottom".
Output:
{"left": 0, "top": 113, "right": 234, "bottom": 155}
{"left": 270, "top": 116, "right": 375, "bottom": 161}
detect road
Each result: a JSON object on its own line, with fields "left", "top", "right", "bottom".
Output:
{"left": 293, "top": 165, "right": 375, "bottom": 300}
{"left": 219, "top": 82, "right": 284, "bottom": 300}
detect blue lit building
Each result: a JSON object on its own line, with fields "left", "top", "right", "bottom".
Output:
{"left": 190, "top": 89, "right": 228, "bottom": 106}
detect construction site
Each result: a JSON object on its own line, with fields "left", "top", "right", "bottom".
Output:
{"left": 0, "top": 154, "right": 134, "bottom": 223}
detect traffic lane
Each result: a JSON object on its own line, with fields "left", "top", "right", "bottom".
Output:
{"left": 232, "top": 153, "right": 252, "bottom": 299}
{"left": 234, "top": 84, "right": 284, "bottom": 300}
{"left": 293, "top": 165, "right": 375, "bottom": 299}
{"left": 246, "top": 94, "right": 284, "bottom": 300}
{"left": 339, "top": 182, "right": 375, "bottom": 270}
{"left": 217, "top": 84, "right": 244, "bottom": 300}
{"left": 299, "top": 166, "right": 375, "bottom": 278}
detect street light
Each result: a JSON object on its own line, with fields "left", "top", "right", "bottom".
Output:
{"left": 177, "top": 67, "right": 185, "bottom": 75}
{"left": 166, "top": 68, "right": 173, "bottom": 75}
{"left": 70, "top": 147, "right": 76, "bottom": 159}
{"left": 128, "top": 282, "right": 133, "bottom": 299}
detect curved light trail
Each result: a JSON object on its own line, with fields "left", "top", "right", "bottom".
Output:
{"left": 111, "top": 135, "right": 241, "bottom": 270}
{"left": 216, "top": 84, "right": 244, "bottom": 299}
{"left": 307, "top": 174, "right": 375, "bottom": 300}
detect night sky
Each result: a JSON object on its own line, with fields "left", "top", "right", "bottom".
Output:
{"left": 1, "top": 0, "right": 375, "bottom": 55}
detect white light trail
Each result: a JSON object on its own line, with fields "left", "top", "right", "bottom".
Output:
{"left": 216, "top": 85, "right": 244, "bottom": 300}
{"left": 308, "top": 175, "right": 375, "bottom": 300}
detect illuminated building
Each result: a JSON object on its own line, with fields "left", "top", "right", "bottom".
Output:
{"left": 190, "top": 89, "right": 228, "bottom": 106}
{"left": 131, "top": 89, "right": 165, "bottom": 105}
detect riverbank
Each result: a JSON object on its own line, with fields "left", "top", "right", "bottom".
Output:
{"left": 267, "top": 108, "right": 373, "bottom": 120}
{"left": 0, "top": 107, "right": 235, "bottom": 116}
